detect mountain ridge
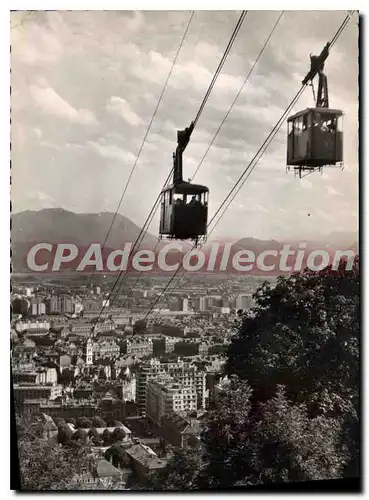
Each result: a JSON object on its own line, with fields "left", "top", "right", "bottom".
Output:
{"left": 11, "top": 209, "right": 358, "bottom": 273}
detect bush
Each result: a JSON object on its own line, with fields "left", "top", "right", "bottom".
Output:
{"left": 92, "top": 417, "right": 106, "bottom": 428}
{"left": 75, "top": 417, "right": 92, "bottom": 429}
{"left": 54, "top": 418, "right": 66, "bottom": 428}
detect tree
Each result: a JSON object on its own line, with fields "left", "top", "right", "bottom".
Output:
{"left": 54, "top": 418, "right": 66, "bottom": 428}
{"left": 59, "top": 368, "right": 74, "bottom": 386}
{"left": 200, "top": 381, "right": 349, "bottom": 488}
{"left": 92, "top": 417, "right": 106, "bottom": 428}
{"left": 111, "top": 427, "right": 126, "bottom": 443}
{"left": 147, "top": 445, "right": 203, "bottom": 491}
{"left": 16, "top": 416, "right": 95, "bottom": 490}
{"left": 73, "top": 427, "right": 88, "bottom": 439}
{"left": 149, "top": 380, "right": 349, "bottom": 490}
{"left": 12, "top": 298, "right": 30, "bottom": 316}
{"left": 226, "top": 259, "right": 359, "bottom": 416}
{"left": 133, "top": 320, "right": 147, "bottom": 334}
{"left": 225, "top": 261, "right": 359, "bottom": 479}
{"left": 118, "top": 341, "right": 127, "bottom": 355}
{"left": 57, "top": 424, "right": 73, "bottom": 445}
{"left": 146, "top": 261, "right": 359, "bottom": 489}
{"left": 75, "top": 417, "right": 92, "bottom": 429}
{"left": 102, "top": 429, "right": 111, "bottom": 446}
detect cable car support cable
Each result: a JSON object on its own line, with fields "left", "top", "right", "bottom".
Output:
{"left": 106, "top": 10, "right": 248, "bottom": 312}
{"left": 191, "top": 10, "right": 284, "bottom": 182}
{"left": 142, "top": 11, "right": 353, "bottom": 322}
{"left": 87, "top": 10, "right": 195, "bottom": 289}
{"left": 92, "top": 10, "right": 248, "bottom": 329}
{"left": 193, "top": 10, "right": 248, "bottom": 128}
{"left": 117, "top": 11, "right": 284, "bottom": 315}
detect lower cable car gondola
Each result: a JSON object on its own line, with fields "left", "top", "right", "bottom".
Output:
{"left": 287, "top": 42, "right": 344, "bottom": 178}
{"left": 159, "top": 122, "right": 209, "bottom": 246}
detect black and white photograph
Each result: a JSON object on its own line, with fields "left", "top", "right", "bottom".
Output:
{"left": 9, "top": 8, "right": 360, "bottom": 492}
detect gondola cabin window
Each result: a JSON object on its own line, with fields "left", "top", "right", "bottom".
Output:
{"left": 287, "top": 108, "right": 343, "bottom": 168}
{"left": 159, "top": 183, "right": 209, "bottom": 243}
{"left": 173, "top": 193, "right": 185, "bottom": 204}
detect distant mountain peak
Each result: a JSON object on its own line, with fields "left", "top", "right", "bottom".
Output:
{"left": 11, "top": 208, "right": 157, "bottom": 248}
{"left": 39, "top": 207, "right": 74, "bottom": 214}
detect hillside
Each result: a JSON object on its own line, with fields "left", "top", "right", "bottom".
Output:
{"left": 11, "top": 209, "right": 158, "bottom": 273}
{"left": 11, "top": 208, "right": 158, "bottom": 247}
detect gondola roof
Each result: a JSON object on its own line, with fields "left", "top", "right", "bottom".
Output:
{"left": 288, "top": 107, "right": 343, "bottom": 121}
{"left": 161, "top": 181, "right": 209, "bottom": 195}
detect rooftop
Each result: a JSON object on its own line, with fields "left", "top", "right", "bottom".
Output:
{"left": 95, "top": 459, "right": 121, "bottom": 478}
{"left": 161, "top": 412, "right": 191, "bottom": 433}
{"left": 125, "top": 444, "right": 167, "bottom": 470}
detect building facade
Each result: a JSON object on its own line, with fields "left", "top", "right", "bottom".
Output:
{"left": 126, "top": 339, "right": 153, "bottom": 358}
{"left": 15, "top": 321, "right": 50, "bottom": 333}
{"left": 13, "top": 383, "right": 63, "bottom": 408}
{"left": 146, "top": 376, "right": 197, "bottom": 426}
{"left": 97, "top": 341, "right": 120, "bottom": 359}
{"left": 31, "top": 298, "right": 46, "bottom": 316}
{"left": 136, "top": 359, "right": 206, "bottom": 416}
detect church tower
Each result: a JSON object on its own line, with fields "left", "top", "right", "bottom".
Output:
{"left": 86, "top": 337, "right": 93, "bottom": 366}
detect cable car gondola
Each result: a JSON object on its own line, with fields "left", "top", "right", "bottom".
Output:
{"left": 287, "top": 42, "right": 344, "bottom": 178}
{"left": 159, "top": 122, "right": 209, "bottom": 246}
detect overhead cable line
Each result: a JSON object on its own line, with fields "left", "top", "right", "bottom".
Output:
{"left": 120, "top": 11, "right": 284, "bottom": 317}
{"left": 108, "top": 10, "right": 248, "bottom": 308}
{"left": 92, "top": 10, "right": 248, "bottom": 329}
{"left": 109, "top": 10, "right": 249, "bottom": 305}
{"left": 191, "top": 10, "right": 284, "bottom": 182}
{"left": 103, "top": 11, "right": 247, "bottom": 304}
{"left": 92, "top": 168, "right": 173, "bottom": 328}
{"left": 198, "top": 11, "right": 353, "bottom": 236}
{"left": 346, "top": 10, "right": 359, "bottom": 27}
{"left": 141, "top": 11, "right": 353, "bottom": 322}
{"left": 87, "top": 10, "right": 195, "bottom": 288}
{"left": 142, "top": 88, "right": 305, "bottom": 321}
{"left": 193, "top": 10, "right": 248, "bottom": 127}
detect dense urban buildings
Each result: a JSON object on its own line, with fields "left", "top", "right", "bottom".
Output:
{"left": 146, "top": 376, "right": 198, "bottom": 426}
{"left": 11, "top": 274, "right": 264, "bottom": 488}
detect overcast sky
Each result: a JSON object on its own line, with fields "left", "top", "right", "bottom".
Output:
{"left": 10, "top": 10, "right": 358, "bottom": 241}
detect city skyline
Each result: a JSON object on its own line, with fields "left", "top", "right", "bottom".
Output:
{"left": 11, "top": 10, "right": 358, "bottom": 241}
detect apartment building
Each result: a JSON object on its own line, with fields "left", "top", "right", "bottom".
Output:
{"left": 146, "top": 376, "right": 197, "bottom": 426}
{"left": 126, "top": 338, "right": 153, "bottom": 358}
{"left": 136, "top": 359, "right": 206, "bottom": 416}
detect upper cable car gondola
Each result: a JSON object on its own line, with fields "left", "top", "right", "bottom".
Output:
{"left": 159, "top": 122, "right": 209, "bottom": 246}
{"left": 287, "top": 42, "right": 344, "bottom": 178}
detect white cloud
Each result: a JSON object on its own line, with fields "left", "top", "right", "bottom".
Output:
{"left": 326, "top": 186, "right": 344, "bottom": 197}
{"left": 32, "top": 127, "right": 42, "bottom": 139}
{"left": 11, "top": 22, "right": 63, "bottom": 66}
{"left": 106, "top": 96, "right": 142, "bottom": 126}
{"left": 193, "top": 41, "right": 220, "bottom": 62}
{"left": 39, "top": 141, "right": 62, "bottom": 150}
{"left": 88, "top": 140, "right": 136, "bottom": 163}
{"left": 233, "top": 102, "right": 284, "bottom": 125}
{"left": 255, "top": 204, "right": 270, "bottom": 214}
{"left": 172, "top": 60, "right": 212, "bottom": 90}
{"left": 10, "top": 11, "right": 358, "bottom": 240}
{"left": 37, "top": 191, "right": 54, "bottom": 202}
{"left": 124, "top": 10, "right": 145, "bottom": 33}
{"left": 29, "top": 84, "right": 98, "bottom": 125}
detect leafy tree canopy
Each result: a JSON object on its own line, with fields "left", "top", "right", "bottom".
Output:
{"left": 145, "top": 260, "right": 359, "bottom": 490}
{"left": 226, "top": 259, "right": 359, "bottom": 416}
{"left": 75, "top": 417, "right": 93, "bottom": 429}
{"left": 16, "top": 416, "right": 95, "bottom": 491}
